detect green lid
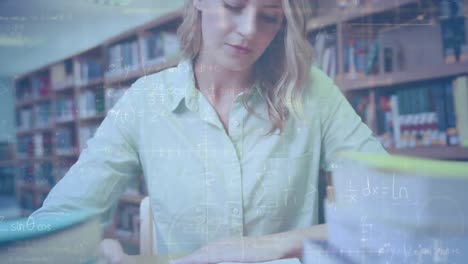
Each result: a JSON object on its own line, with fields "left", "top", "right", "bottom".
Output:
{"left": 339, "top": 151, "right": 468, "bottom": 178}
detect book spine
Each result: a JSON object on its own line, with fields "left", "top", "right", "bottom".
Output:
{"left": 445, "top": 81, "right": 459, "bottom": 145}
{"left": 390, "top": 95, "right": 401, "bottom": 148}
{"left": 453, "top": 76, "right": 468, "bottom": 146}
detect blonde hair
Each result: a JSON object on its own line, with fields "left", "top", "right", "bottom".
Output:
{"left": 177, "top": 0, "right": 314, "bottom": 134}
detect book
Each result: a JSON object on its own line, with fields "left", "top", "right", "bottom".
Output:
{"left": 0, "top": 167, "right": 15, "bottom": 196}
{"left": 17, "top": 108, "right": 33, "bottom": 131}
{"left": 328, "top": 151, "right": 468, "bottom": 263}
{"left": 105, "top": 40, "right": 140, "bottom": 78}
{"left": 453, "top": 76, "right": 468, "bottom": 146}
{"left": 0, "top": 210, "right": 102, "bottom": 264}
{"left": 444, "top": 81, "right": 459, "bottom": 145}
{"left": 31, "top": 75, "right": 51, "bottom": 99}
{"left": 311, "top": 31, "right": 337, "bottom": 79}
{"left": 79, "top": 89, "right": 105, "bottom": 119}
{"left": 76, "top": 58, "right": 103, "bottom": 84}
{"left": 55, "top": 127, "right": 75, "bottom": 155}
{"left": 105, "top": 87, "right": 126, "bottom": 111}
{"left": 16, "top": 78, "right": 32, "bottom": 101}
{"left": 389, "top": 95, "right": 401, "bottom": 148}
{"left": 34, "top": 102, "right": 52, "bottom": 129}
{"left": 55, "top": 97, "right": 76, "bottom": 122}
{"left": 51, "top": 59, "right": 75, "bottom": 90}
{"left": 79, "top": 125, "right": 98, "bottom": 151}
{"left": 143, "top": 31, "right": 180, "bottom": 66}
{"left": 438, "top": 0, "right": 466, "bottom": 64}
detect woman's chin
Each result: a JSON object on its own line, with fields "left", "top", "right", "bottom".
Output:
{"left": 220, "top": 56, "right": 255, "bottom": 71}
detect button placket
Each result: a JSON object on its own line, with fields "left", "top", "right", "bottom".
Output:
{"left": 231, "top": 207, "right": 240, "bottom": 216}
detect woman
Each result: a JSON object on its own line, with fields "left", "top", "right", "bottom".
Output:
{"left": 31, "top": 0, "right": 387, "bottom": 263}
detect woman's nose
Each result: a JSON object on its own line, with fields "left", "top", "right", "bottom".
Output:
{"left": 236, "top": 8, "right": 257, "bottom": 39}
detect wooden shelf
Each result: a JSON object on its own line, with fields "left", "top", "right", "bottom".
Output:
{"left": 104, "top": 67, "right": 144, "bottom": 85}
{"left": 103, "top": 9, "right": 183, "bottom": 46}
{"left": 55, "top": 149, "right": 80, "bottom": 158}
{"left": 54, "top": 117, "right": 76, "bottom": 125}
{"left": 80, "top": 113, "right": 106, "bottom": 123}
{"left": 389, "top": 146, "right": 468, "bottom": 160}
{"left": 16, "top": 127, "right": 53, "bottom": 136}
{"left": 337, "top": 61, "right": 468, "bottom": 92}
{"left": 36, "top": 95, "right": 52, "bottom": 102}
{"left": 52, "top": 82, "right": 75, "bottom": 92}
{"left": 16, "top": 129, "right": 32, "bottom": 136}
{"left": 16, "top": 98, "right": 35, "bottom": 108}
{"left": 77, "top": 77, "right": 104, "bottom": 88}
{"left": 103, "top": 56, "right": 180, "bottom": 85}
{"left": 16, "top": 96, "right": 53, "bottom": 108}
{"left": 307, "top": 0, "right": 418, "bottom": 31}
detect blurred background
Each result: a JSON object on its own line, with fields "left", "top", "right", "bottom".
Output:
{"left": 0, "top": 0, "right": 467, "bottom": 255}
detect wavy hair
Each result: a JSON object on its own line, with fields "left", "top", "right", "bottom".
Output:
{"left": 177, "top": 0, "right": 314, "bottom": 134}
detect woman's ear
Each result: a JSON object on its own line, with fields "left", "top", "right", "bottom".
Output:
{"left": 193, "top": 0, "right": 205, "bottom": 11}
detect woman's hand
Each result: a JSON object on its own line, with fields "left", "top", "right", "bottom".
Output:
{"left": 98, "top": 238, "right": 128, "bottom": 264}
{"left": 171, "top": 236, "right": 287, "bottom": 264}
{"left": 171, "top": 225, "right": 327, "bottom": 264}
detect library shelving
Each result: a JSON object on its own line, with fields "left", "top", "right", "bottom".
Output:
{"left": 309, "top": 0, "right": 468, "bottom": 160}
{"left": 11, "top": 0, "right": 468, "bottom": 253}
{"left": 12, "top": 7, "right": 183, "bottom": 252}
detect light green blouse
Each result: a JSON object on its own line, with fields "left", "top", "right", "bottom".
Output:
{"left": 30, "top": 59, "right": 387, "bottom": 254}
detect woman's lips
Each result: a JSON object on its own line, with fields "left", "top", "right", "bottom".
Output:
{"left": 226, "top": 44, "right": 252, "bottom": 54}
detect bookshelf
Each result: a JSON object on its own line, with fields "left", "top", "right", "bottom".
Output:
{"left": 0, "top": 143, "right": 15, "bottom": 203}
{"left": 12, "top": 8, "right": 183, "bottom": 252}
{"left": 11, "top": 0, "right": 468, "bottom": 253}
{"left": 309, "top": 0, "right": 468, "bottom": 159}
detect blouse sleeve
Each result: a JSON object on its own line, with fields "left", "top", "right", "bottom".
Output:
{"left": 29, "top": 81, "right": 143, "bottom": 229}
{"left": 314, "top": 69, "right": 388, "bottom": 171}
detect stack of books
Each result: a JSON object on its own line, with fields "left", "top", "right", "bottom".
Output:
{"left": 0, "top": 210, "right": 102, "bottom": 264}
{"left": 305, "top": 152, "right": 468, "bottom": 263}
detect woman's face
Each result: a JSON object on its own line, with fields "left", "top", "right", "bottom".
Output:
{"left": 195, "top": 0, "right": 284, "bottom": 71}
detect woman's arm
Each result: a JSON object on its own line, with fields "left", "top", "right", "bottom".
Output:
{"left": 29, "top": 81, "right": 145, "bottom": 261}
{"left": 315, "top": 68, "right": 388, "bottom": 171}
{"left": 171, "top": 225, "right": 326, "bottom": 264}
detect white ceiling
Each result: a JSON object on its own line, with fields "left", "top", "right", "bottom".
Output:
{"left": 0, "top": 0, "right": 185, "bottom": 78}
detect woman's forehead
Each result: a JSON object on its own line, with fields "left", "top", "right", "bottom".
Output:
{"left": 256, "top": 0, "right": 282, "bottom": 8}
{"left": 228, "top": 0, "right": 283, "bottom": 9}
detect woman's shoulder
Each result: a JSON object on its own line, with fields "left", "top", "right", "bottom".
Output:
{"left": 122, "top": 60, "right": 186, "bottom": 104}
{"left": 303, "top": 65, "right": 339, "bottom": 104}
{"left": 117, "top": 60, "right": 188, "bottom": 115}
{"left": 130, "top": 62, "right": 180, "bottom": 92}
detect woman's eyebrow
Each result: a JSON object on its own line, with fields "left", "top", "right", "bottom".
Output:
{"left": 262, "top": 4, "right": 282, "bottom": 9}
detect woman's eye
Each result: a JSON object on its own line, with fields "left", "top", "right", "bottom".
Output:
{"left": 260, "top": 15, "right": 279, "bottom": 24}
{"left": 223, "top": 3, "right": 243, "bottom": 13}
